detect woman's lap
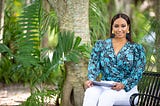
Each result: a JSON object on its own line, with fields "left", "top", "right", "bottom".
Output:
{"left": 83, "top": 83, "right": 138, "bottom": 106}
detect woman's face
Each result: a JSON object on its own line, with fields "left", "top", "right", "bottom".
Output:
{"left": 112, "top": 17, "right": 129, "bottom": 39}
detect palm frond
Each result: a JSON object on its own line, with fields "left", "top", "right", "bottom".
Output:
{"left": 15, "top": 0, "right": 42, "bottom": 67}
{"left": 52, "top": 31, "right": 90, "bottom": 64}
{"left": 0, "top": 43, "right": 13, "bottom": 56}
{"left": 89, "top": 0, "right": 111, "bottom": 45}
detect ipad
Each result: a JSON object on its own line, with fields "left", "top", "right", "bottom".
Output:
{"left": 92, "top": 81, "right": 115, "bottom": 87}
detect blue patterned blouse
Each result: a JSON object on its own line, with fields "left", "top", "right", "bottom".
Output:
{"left": 88, "top": 38, "right": 146, "bottom": 92}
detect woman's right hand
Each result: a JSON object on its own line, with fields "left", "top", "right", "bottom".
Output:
{"left": 84, "top": 80, "right": 93, "bottom": 89}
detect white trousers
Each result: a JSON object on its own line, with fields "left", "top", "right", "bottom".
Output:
{"left": 83, "top": 81, "right": 138, "bottom": 106}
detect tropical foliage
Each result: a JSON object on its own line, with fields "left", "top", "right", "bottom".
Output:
{"left": 0, "top": 0, "right": 159, "bottom": 105}
{"left": 1, "top": 0, "right": 90, "bottom": 105}
{"left": 89, "top": 0, "right": 111, "bottom": 45}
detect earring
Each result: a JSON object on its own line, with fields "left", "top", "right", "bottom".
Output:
{"left": 111, "top": 31, "right": 115, "bottom": 38}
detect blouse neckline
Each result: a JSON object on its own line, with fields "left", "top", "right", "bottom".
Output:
{"left": 110, "top": 38, "right": 128, "bottom": 57}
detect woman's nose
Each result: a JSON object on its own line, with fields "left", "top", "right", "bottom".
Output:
{"left": 118, "top": 27, "right": 122, "bottom": 31}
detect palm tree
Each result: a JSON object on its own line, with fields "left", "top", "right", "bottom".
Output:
{"left": 0, "top": 0, "right": 4, "bottom": 58}
{"left": 47, "top": 0, "right": 90, "bottom": 106}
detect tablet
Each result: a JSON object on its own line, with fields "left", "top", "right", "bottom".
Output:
{"left": 92, "top": 81, "right": 115, "bottom": 87}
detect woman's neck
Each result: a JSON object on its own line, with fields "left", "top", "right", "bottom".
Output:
{"left": 112, "top": 38, "right": 127, "bottom": 44}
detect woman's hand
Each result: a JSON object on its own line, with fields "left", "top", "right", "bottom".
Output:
{"left": 84, "top": 80, "right": 93, "bottom": 89}
{"left": 112, "top": 82, "right": 124, "bottom": 91}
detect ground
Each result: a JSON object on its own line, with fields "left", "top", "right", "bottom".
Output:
{"left": 0, "top": 83, "right": 30, "bottom": 105}
{"left": 0, "top": 83, "right": 56, "bottom": 106}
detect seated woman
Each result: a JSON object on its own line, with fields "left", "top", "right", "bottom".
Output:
{"left": 83, "top": 13, "right": 146, "bottom": 106}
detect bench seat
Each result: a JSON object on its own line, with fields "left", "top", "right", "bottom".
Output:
{"left": 129, "top": 72, "right": 160, "bottom": 106}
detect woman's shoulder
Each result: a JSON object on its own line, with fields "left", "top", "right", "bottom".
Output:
{"left": 132, "top": 42, "right": 144, "bottom": 49}
{"left": 130, "top": 42, "right": 145, "bottom": 53}
{"left": 94, "top": 38, "right": 111, "bottom": 46}
{"left": 93, "top": 38, "right": 111, "bottom": 51}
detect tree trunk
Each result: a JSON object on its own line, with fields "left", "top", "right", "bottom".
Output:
{"left": 48, "top": 0, "right": 90, "bottom": 106}
{"left": 41, "top": 0, "right": 50, "bottom": 48}
{"left": 48, "top": 0, "right": 90, "bottom": 44}
{"left": 0, "top": 0, "right": 4, "bottom": 43}
{"left": 63, "top": 60, "right": 88, "bottom": 106}
{"left": 114, "top": 0, "right": 133, "bottom": 16}
{"left": 0, "top": 0, "right": 4, "bottom": 58}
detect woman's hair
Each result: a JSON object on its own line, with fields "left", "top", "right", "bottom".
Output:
{"left": 110, "top": 13, "right": 133, "bottom": 42}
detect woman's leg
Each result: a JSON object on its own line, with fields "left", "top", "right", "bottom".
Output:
{"left": 114, "top": 86, "right": 138, "bottom": 105}
{"left": 83, "top": 86, "right": 104, "bottom": 106}
{"left": 98, "top": 86, "right": 138, "bottom": 106}
{"left": 98, "top": 87, "right": 118, "bottom": 106}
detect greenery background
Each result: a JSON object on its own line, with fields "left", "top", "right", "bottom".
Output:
{"left": 0, "top": 0, "right": 159, "bottom": 105}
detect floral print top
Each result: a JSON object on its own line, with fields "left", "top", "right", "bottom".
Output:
{"left": 88, "top": 38, "right": 146, "bottom": 92}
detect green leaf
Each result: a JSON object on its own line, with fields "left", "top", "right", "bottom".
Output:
{"left": 73, "top": 36, "right": 82, "bottom": 49}
{"left": 0, "top": 43, "right": 11, "bottom": 53}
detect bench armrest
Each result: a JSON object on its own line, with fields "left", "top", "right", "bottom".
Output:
{"left": 130, "top": 93, "right": 160, "bottom": 106}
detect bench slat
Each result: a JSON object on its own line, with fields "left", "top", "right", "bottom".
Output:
{"left": 130, "top": 72, "right": 160, "bottom": 106}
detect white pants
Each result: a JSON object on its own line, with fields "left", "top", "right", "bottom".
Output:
{"left": 83, "top": 81, "right": 138, "bottom": 106}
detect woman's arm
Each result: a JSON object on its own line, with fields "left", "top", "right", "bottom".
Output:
{"left": 88, "top": 40, "right": 103, "bottom": 81}
{"left": 122, "top": 44, "right": 146, "bottom": 92}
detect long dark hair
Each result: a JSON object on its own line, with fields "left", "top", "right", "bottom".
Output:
{"left": 110, "top": 13, "right": 133, "bottom": 42}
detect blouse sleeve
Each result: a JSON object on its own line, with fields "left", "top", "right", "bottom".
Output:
{"left": 88, "top": 40, "right": 103, "bottom": 81}
{"left": 122, "top": 44, "right": 146, "bottom": 92}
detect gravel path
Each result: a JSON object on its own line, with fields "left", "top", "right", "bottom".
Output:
{"left": 0, "top": 83, "right": 31, "bottom": 105}
{"left": 0, "top": 83, "right": 56, "bottom": 106}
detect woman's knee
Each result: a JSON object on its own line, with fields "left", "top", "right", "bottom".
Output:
{"left": 85, "top": 86, "right": 102, "bottom": 96}
{"left": 83, "top": 86, "right": 103, "bottom": 106}
{"left": 99, "top": 90, "right": 115, "bottom": 100}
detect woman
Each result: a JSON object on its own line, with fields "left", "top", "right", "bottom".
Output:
{"left": 83, "top": 13, "right": 146, "bottom": 106}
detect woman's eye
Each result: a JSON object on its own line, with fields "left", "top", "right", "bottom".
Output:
{"left": 121, "top": 25, "right": 126, "bottom": 27}
{"left": 114, "top": 25, "right": 119, "bottom": 28}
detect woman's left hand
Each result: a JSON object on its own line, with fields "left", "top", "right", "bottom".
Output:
{"left": 111, "top": 82, "right": 124, "bottom": 91}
